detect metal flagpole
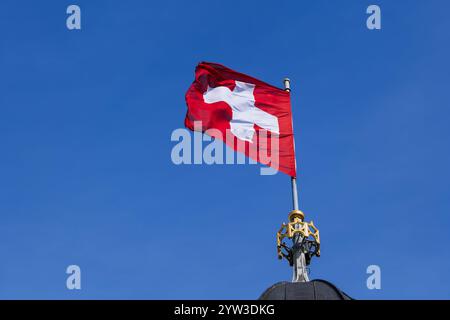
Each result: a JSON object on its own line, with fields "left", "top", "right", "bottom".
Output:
{"left": 283, "top": 78, "right": 298, "bottom": 210}
{"left": 283, "top": 79, "right": 301, "bottom": 213}
{"left": 283, "top": 79, "right": 300, "bottom": 212}
{"left": 280, "top": 78, "right": 316, "bottom": 283}
{"left": 291, "top": 178, "right": 299, "bottom": 211}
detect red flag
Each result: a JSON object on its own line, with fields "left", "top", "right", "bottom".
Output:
{"left": 185, "top": 62, "right": 296, "bottom": 177}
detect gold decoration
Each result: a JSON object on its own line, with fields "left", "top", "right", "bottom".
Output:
{"left": 277, "top": 210, "right": 320, "bottom": 265}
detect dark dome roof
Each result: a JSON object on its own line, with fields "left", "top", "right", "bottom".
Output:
{"left": 259, "top": 280, "right": 352, "bottom": 300}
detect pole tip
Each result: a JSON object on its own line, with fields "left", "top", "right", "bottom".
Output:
{"left": 283, "top": 78, "right": 291, "bottom": 91}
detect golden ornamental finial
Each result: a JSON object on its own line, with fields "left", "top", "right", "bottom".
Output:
{"left": 277, "top": 210, "right": 320, "bottom": 267}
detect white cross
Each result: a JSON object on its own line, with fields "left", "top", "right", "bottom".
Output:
{"left": 203, "top": 81, "right": 279, "bottom": 142}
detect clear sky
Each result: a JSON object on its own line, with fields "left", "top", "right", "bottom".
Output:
{"left": 1, "top": 0, "right": 449, "bottom": 299}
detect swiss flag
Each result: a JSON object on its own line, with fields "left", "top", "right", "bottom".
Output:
{"left": 185, "top": 62, "right": 297, "bottom": 177}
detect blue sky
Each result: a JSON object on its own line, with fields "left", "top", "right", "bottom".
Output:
{"left": 0, "top": 0, "right": 449, "bottom": 299}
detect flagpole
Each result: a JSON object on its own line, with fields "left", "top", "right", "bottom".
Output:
{"left": 283, "top": 78, "right": 310, "bottom": 282}
{"left": 277, "top": 78, "right": 320, "bottom": 283}
{"left": 283, "top": 78, "right": 300, "bottom": 212}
